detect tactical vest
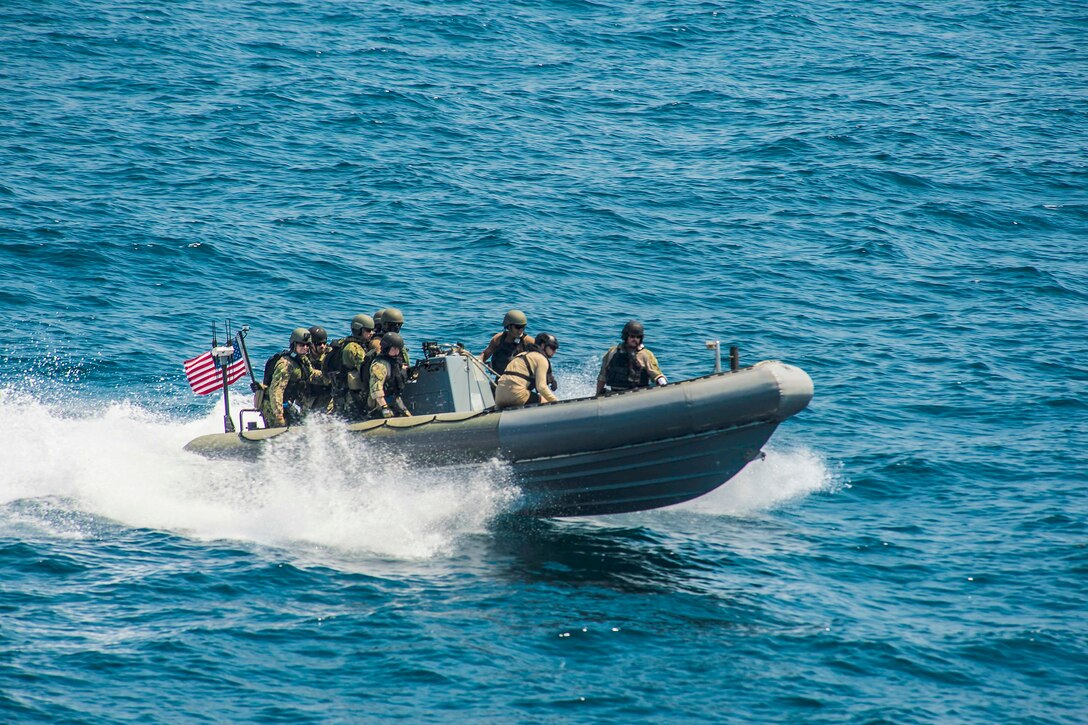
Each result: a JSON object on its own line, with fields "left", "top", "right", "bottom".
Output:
{"left": 604, "top": 347, "right": 650, "bottom": 390}
{"left": 307, "top": 348, "right": 331, "bottom": 395}
{"left": 370, "top": 355, "right": 407, "bottom": 399}
{"left": 491, "top": 333, "right": 526, "bottom": 375}
{"left": 322, "top": 337, "right": 349, "bottom": 387}
{"left": 282, "top": 355, "right": 309, "bottom": 402}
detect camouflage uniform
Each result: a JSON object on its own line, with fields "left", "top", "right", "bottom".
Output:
{"left": 261, "top": 354, "right": 312, "bottom": 427}
{"left": 367, "top": 356, "right": 410, "bottom": 418}
{"left": 368, "top": 334, "right": 410, "bottom": 369}
{"left": 338, "top": 336, "right": 373, "bottom": 420}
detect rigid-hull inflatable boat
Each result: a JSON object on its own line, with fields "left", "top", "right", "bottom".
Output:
{"left": 185, "top": 352, "right": 813, "bottom": 517}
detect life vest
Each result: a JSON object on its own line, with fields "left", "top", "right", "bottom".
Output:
{"left": 604, "top": 346, "right": 650, "bottom": 390}
{"left": 491, "top": 333, "right": 527, "bottom": 375}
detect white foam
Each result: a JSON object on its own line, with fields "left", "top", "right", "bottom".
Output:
{"left": 0, "top": 387, "right": 516, "bottom": 560}
{"left": 671, "top": 444, "right": 840, "bottom": 516}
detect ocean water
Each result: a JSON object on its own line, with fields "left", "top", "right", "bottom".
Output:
{"left": 1, "top": 0, "right": 1086, "bottom": 722}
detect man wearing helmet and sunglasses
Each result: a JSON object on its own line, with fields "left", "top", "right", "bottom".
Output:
{"left": 368, "top": 332, "right": 412, "bottom": 419}
{"left": 495, "top": 333, "right": 561, "bottom": 410}
{"left": 368, "top": 307, "right": 410, "bottom": 371}
{"left": 596, "top": 320, "right": 667, "bottom": 396}
{"left": 330, "top": 313, "right": 376, "bottom": 419}
{"left": 480, "top": 309, "right": 535, "bottom": 375}
{"left": 260, "top": 327, "right": 315, "bottom": 427}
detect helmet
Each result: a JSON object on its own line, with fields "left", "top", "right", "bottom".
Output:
{"left": 373, "top": 308, "right": 386, "bottom": 325}
{"left": 621, "top": 320, "right": 645, "bottom": 340}
{"left": 351, "top": 314, "right": 375, "bottom": 335}
{"left": 382, "top": 307, "right": 404, "bottom": 325}
{"left": 308, "top": 326, "right": 327, "bottom": 345}
{"left": 535, "top": 332, "right": 559, "bottom": 350}
{"left": 503, "top": 309, "right": 528, "bottom": 328}
{"left": 290, "top": 327, "right": 312, "bottom": 346}
{"left": 380, "top": 332, "right": 405, "bottom": 353}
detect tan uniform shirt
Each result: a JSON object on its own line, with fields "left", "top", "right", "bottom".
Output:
{"left": 495, "top": 351, "right": 558, "bottom": 409}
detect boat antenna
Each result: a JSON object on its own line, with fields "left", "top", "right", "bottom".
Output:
{"left": 234, "top": 323, "right": 258, "bottom": 388}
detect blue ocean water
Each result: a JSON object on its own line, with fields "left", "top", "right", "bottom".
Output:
{"left": 2, "top": 0, "right": 1086, "bottom": 721}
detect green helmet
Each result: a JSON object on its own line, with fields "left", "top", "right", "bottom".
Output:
{"left": 351, "top": 314, "right": 375, "bottom": 335}
{"left": 382, "top": 307, "right": 404, "bottom": 325}
{"left": 380, "top": 332, "right": 405, "bottom": 353}
{"left": 535, "top": 332, "right": 559, "bottom": 351}
{"left": 373, "top": 308, "right": 387, "bottom": 325}
{"left": 503, "top": 309, "right": 528, "bottom": 328}
{"left": 621, "top": 320, "right": 645, "bottom": 340}
{"left": 308, "top": 326, "right": 327, "bottom": 345}
{"left": 290, "top": 327, "right": 312, "bottom": 346}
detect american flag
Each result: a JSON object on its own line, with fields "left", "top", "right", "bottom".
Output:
{"left": 184, "top": 335, "right": 248, "bottom": 395}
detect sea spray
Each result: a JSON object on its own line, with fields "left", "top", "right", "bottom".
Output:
{"left": 0, "top": 388, "right": 517, "bottom": 558}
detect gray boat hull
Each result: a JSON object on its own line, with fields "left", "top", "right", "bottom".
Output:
{"left": 184, "top": 360, "right": 813, "bottom": 517}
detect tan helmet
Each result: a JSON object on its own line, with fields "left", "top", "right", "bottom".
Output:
{"left": 503, "top": 309, "right": 528, "bottom": 328}
{"left": 289, "top": 327, "right": 312, "bottom": 346}
{"left": 351, "top": 314, "right": 375, "bottom": 335}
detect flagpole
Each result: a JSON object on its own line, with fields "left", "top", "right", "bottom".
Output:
{"left": 210, "top": 321, "right": 236, "bottom": 434}
{"left": 221, "top": 356, "right": 234, "bottom": 433}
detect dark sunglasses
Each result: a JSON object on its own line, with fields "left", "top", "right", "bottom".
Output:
{"left": 510, "top": 324, "right": 526, "bottom": 329}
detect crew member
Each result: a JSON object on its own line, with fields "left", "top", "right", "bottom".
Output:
{"left": 495, "top": 333, "right": 560, "bottom": 410}
{"left": 595, "top": 320, "right": 667, "bottom": 395}
{"left": 480, "top": 309, "right": 534, "bottom": 375}
{"left": 369, "top": 307, "right": 410, "bottom": 370}
{"left": 261, "top": 327, "right": 314, "bottom": 427}
{"left": 335, "top": 314, "right": 376, "bottom": 420}
{"left": 306, "top": 326, "right": 334, "bottom": 414}
{"left": 368, "top": 332, "right": 412, "bottom": 419}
